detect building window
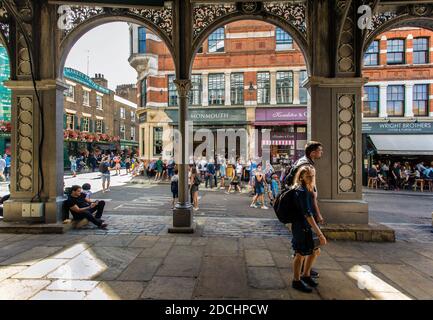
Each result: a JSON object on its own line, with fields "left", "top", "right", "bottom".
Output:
{"left": 276, "top": 71, "right": 293, "bottom": 104}
{"left": 66, "top": 113, "right": 74, "bottom": 130}
{"left": 413, "top": 84, "right": 429, "bottom": 116}
{"left": 82, "top": 117, "right": 90, "bottom": 132}
{"left": 387, "top": 39, "right": 405, "bottom": 64}
{"left": 131, "top": 111, "right": 136, "bottom": 122}
{"left": 189, "top": 74, "right": 202, "bottom": 106}
{"left": 131, "top": 126, "right": 136, "bottom": 140}
{"left": 120, "top": 124, "right": 125, "bottom": 140}
{"left": 168, "top": 74, "right": 177, "bottom": 106}
{"left": 65, "top": 85, "right": 75, "bottom": 101}
{"left": 275, "top": 27, "right": 293, "bottom": 50}
{"left": 138, "top": 27, "right": 146, "bottom": 54}
{"left": 299, "top": 70, "right": 308, "bottom": 104}
{"left": 257, "top": 72, "right": 270, "bottom": 105}
{"left": 230, "top": 73, "right": 244, "bottom": 105}
{"left": 120, "top": 107, "right": 125, "bottom": 119}
{"left": 208, "top": 74, "right": 225, "bottom": 105}
{"left": 83, "top": 91, "right": 90, "bottom": 106}
{"left": 141, "top": 79, "right": 147, "bottom": 107}
{"left": 96, "top": 120, "right": 103, "bottom": 133}
{"left": 96, "top": 95, "right": 103, "bottom": 109}
{"left": 153, "top": 127, "right": 163, "bottom": 156}
{"left": 363, "top": 86, "right": 379, "bottom": 117}
{"left": 413, "top": 38, "right": 429, "bottom": 64}
{"left": 387, "top": 85, "right": 405, "bottom": 116}
{"left": 208, "top": 27, "right": 225, "bottom": 53}
{"left": 364, "top": 40, "right": 379, "bottom": 66}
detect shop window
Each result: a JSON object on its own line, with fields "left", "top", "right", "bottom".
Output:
{"left": 364, "top": 40, "right": 379, "bottom": 66}
{"left": 276, "top": 27, "right": 293, "bottom": 50}
{"left": 413, "top": 38, "right": 429, "bottom": 64}
{"left": 141, "top": 78, "right": 147, "bottom": 107}
{"left": 168, "top": 74, "right": 178, "bottom": 106}
{"left": 153, "top": 127, "right": 163, "bottom": 156}
{"left": 96, "top": 120, "right": 103, "bottom": 133}
{"left": 363, "top": 86, "right": 379, "bottom": 117}
{"left": 208, "top": 74, "right": 225, "bottom": 105}
{"left": 230, "top": 73, "right": 244, "bottom": 105}
{"left": 189, "top": 74, "right": 202, "bottom": 106}
{"left": 413, "top": 84, "right": 429, "bottom": 116}
{"left": 83, "top": 91, "right": 90, "bottom": 106}
{"left": 138, "top": 27, "right": 146, "bottom": 54}
{"left": 120, "top": 124, "right": 126, "bottom": 140}
{"left": 276, "top": 71, "right": 293, "bottom": 104}
{"left": 208, "top": 28, "right": 225, "bottom": 53}
{"left": 299, "top": 70, "right": 308, "bottom": 104}
{"left": 96, "top": 95, "right": 103, "bottom": 109}
{"left": 257, "top": 72, "right": 270, "bottom": 105}
{"left": 387, "top": 39, "right": 405, "bottom": 65}
{"left": 66, "top": 113, "right": 74, "bottom": 130}
{"left": 387, "top": 85, "right": 404, "bottom": 116}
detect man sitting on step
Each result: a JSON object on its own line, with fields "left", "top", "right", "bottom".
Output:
{"left": 65, "top": 185, "right": 107, "bottom": 230}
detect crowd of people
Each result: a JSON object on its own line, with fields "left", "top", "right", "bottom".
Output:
{"left": 367, "top": 160, "right": 433, "bottom": 191}
{"left": 0, "top": 154, "right": 11, "bottom": 182}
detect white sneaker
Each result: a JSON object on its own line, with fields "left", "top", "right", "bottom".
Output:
{"left": 250, "top": 204, "right": 257, "bottom": 208}
{"left": 261, "top": 206, "right": 269, "bottom": 210}
{"left": 193, "top": 207, "right": 199, "bottom": 211}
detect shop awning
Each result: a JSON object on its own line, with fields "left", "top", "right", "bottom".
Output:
{"left": 369, "top": 134, "right": 433, "bottom": 155}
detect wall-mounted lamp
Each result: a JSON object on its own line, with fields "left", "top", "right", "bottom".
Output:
{"left": 248, "top": 82, "right": 255, "bottom": 92}
{"left": 160, "top": 89, "right": 163, "bottom": 95}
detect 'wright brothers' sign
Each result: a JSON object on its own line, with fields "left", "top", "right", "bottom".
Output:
{"left": 362, "top": 122, "right": 433, "bottom": 134}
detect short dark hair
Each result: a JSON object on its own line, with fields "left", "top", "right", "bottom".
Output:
{"left": 305, "top": 141, "right": 323, "bottom": 157}
{"left": 82, "top": 183, "right": 91, "bottom": 191}
{"left": 71, "top": 185, "right": 81, "bottom": 192}
{"left": 174, "top": 169, "right": 179, "bottom": 174}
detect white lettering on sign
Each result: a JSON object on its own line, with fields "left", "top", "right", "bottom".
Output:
{"left": 272, "top": 111, "right": 307, "bottom": 119}
{"left": 190, "top": 113, "right": 230, "bottom": 120}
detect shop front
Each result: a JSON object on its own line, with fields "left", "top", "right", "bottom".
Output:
{"left": 255, "top": 107, "right": 307, "bottom": 165}
{"left": 165, "top": 108, "right": 248, "bottom": 161}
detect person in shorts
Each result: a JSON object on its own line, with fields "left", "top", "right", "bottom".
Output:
{"left": 250, "top": 164, "right": 268, "bottom": 209}
{"left": 99, "top": 156, "right": 111, "bottom": 193}
{"left": 171, "top": 169, "right": 179, "bottom": 209}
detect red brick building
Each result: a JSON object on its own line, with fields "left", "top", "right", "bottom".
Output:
{"left": 129, "top": 20, "right": 308, "bottom": 165}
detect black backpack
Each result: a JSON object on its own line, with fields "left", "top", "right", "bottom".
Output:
{"left": 273, "top": 187, "right": 297, "bottom": 224}
{"left": 284, "top": 159, "right": 311, "bottom": 188}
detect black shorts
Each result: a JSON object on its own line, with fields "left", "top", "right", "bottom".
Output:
{"left": 291, "top": 223, "right": 316, "bottom": 256}
{"left": 172, "top": 192, "right": 178, "bottom": 199}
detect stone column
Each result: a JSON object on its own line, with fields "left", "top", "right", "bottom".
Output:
{"left": 270, "top": 71, "right": 277, "bottom": 105}
{"left": 293, "top": 70, "right": 300, "bottom": 105}
{"left": 4, "top": 80, "right": 67, "bottom": 224}
{"left": 169, "top": 79, "right": 194, "bottom": 233}
{"left": 202, "top": 73, "right": 209, "bottom": 107}
{"left": 379, "top": 84, "right": 388, "bottom": 118}
{"left": 306, "top": 77, "right": 368, "bottom": 224}
{"left": 404, "top": 84, "right": 414, "bottom": 117}
{"left": 225, "top": 72, "right": 231, "bottom": 106}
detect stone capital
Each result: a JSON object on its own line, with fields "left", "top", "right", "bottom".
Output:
{"left": 174, "top": 79, "right": 192, "bottom": 98}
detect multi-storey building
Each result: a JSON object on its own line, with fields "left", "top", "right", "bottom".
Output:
{"left": 129, "top": 21, "right": 309, "bottom": 165}
{"left": 0, "top": 44, "right": 11, "bottom": 155}
{"left": 63, "top": 68, "right": 139, "bottom": 165}
{"left": 362, "top": 27, "right": 433, "bottom": 170}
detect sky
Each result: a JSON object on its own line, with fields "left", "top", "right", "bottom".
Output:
{"left": 65, "top": 22, "right": 137, "bottom": 90}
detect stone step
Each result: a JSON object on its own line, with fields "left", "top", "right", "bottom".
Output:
{"left": 321, "top": 223, "right": 395, "bottom": 242}
{"left": 0, "top": 221, "right": 71, "bottom": 234}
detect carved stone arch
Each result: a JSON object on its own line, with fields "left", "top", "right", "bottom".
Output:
{"left": 56, "top": 5, "right": 175, "bottom": 78}
{"left": 190, "top": 2, "right": 310, "bottom": 77}
{"left": 335, "top": 0, "right": 356, "bottom": 75}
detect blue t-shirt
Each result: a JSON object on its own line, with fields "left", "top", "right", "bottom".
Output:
{"left": 271, "top": 180, "right": 279, "bottom": 197}
{"left": 220, "top": 164, "right": 226, "bottom": 176}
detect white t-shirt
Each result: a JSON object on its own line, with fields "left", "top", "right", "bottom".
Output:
{"left": 236, "top": 164, "right": 243, "bottom": 175}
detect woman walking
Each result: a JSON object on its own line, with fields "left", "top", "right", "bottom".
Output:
{"left": 219, "top": 159, "right": 227, "bottom": 190}
{"left": 291, "top": 165, "right": 327, "bottom": 293}
{"left": 69, "top": 155, "right": 77, "bottom": 177}
{"left": 189, "top": 167, "right": 200, "bottom": 211}
{"left": 250, "top": 165, "right": 268, "bottom": 209}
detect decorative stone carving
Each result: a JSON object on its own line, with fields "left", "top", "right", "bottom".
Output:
{"left": 0, "top": 2, "right": 10, "bottom": 42}
{"left": 59, "top": 6, "right": 104, "bottom": 35}
{"left": 193, "top": 4, "right": 237, "bottom": 39}
{"left": 263, "top": 2, "right": 307, "bottom": 37}
{"left": 16, "top": 96, "right": 34, "bottom": 192}
{"left": 241, "top": 2, "right": 259, "bottom": 14}
{"left": 409, "top": 4, "right": 433, "bottom": 17}
{"left": 17, "top": 32, "right": 31, "bottom": 76}
{"left": 130, "top": 5, "right": 173, "bottom": 40}
{"left": 337, "top": 2, "right": 355, "bottom": 73}
{"left": 174, "top": 80, "right": 192, "bottom": 98}
{"left": 369, "top": 11, "right": 398, "bottom": 35}
{"left": 337, "top": 94, "right": 356, "bottom": 193}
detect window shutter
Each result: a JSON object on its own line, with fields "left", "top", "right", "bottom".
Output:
{"left": 63, "top": 114, "right": 67, "bottom": 130}
{"left": 89, "top": 120, "right": 94, "bottom": 133}
{"left": 80, "top": 118, "right": 84, "bottom": 131}
{"left": 74, "top": 116, "right": 79, "bottom": 130}
{"left": 102, "top": 122, "right": 105, "bottom": 133}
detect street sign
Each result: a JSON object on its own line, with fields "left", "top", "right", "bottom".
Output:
{"left": 49, "top": 1, "right": 165, "bottom": 8}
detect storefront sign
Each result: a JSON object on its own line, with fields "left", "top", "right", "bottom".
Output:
{"left": 166, "top": 108, "right": 246, "bottom": 124}
{"left": 255, "top": 107, "right": 307, "bottom": 122}
{"left": 139, "top": 113, "right": 147, "bottom": 124}
{"left": 362, "top": 122, "right": 433, "bottom": 134}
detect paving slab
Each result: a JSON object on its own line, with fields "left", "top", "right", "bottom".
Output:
{"left": 240, "top": 238, "right": 267, "bottom": 250}
{"left": 46, "top": 280, "right": 99, "bottom": 292}
{"left": 0, "top": 246, "right": 62, "bottom": 266}
{"left": 156, "top": 245, "right": 203, "bottom": 278}
{"left": 278, "top": 268, "right": 321, "bottom": 300}
{"left": 194, "top": 256, "right": 249, "bottom": 299}
{"left": 245, "top": 250, "right": 275, "bottom": 267}
{"left": 139, "top": 242, "right": 173, "bottom": 258}
{"left": 264, "top": 237, "right": 292, "bottom": 252}
{"left": 94, "top": 235, "right": 137, "bottom": 247}
{"left": 204, "top": 238, "right": 240, "bottom": 257}
{"left": 117, "top": 258, "right": 163, "bottom": 281}
{"left": 12, "top": 259, "right": 68, "bottom": 279}
{"left": 0, "top": 279, "right": 50, "bottom": 300}
{"left": 400, "top": 256, "right": 433, "bottom": 278}
{"left": 270, "top": 251, "right": 292, "bottom": 269}
{"left": 128, "top": 235, "right": 159, "bottom": 248}
{"left": 315, "top": 270, "right": 370, "bottom": 300}
{"left": 248, "top": 289, "right": 291, "bottom": 300}
{"left": 30, "top": 290, "right": 86, "bottom": 300}
{"left": 52, "top": 243, "right": 90, "bottom": 259}
{"left": 0, "top": 265, "right": 27, "bottom": 282}
{"left": 141, "top": 276, "right": 196, "bottom": 300}
{"left": 247, "top": 267, "right": 286, "bottom": 289}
